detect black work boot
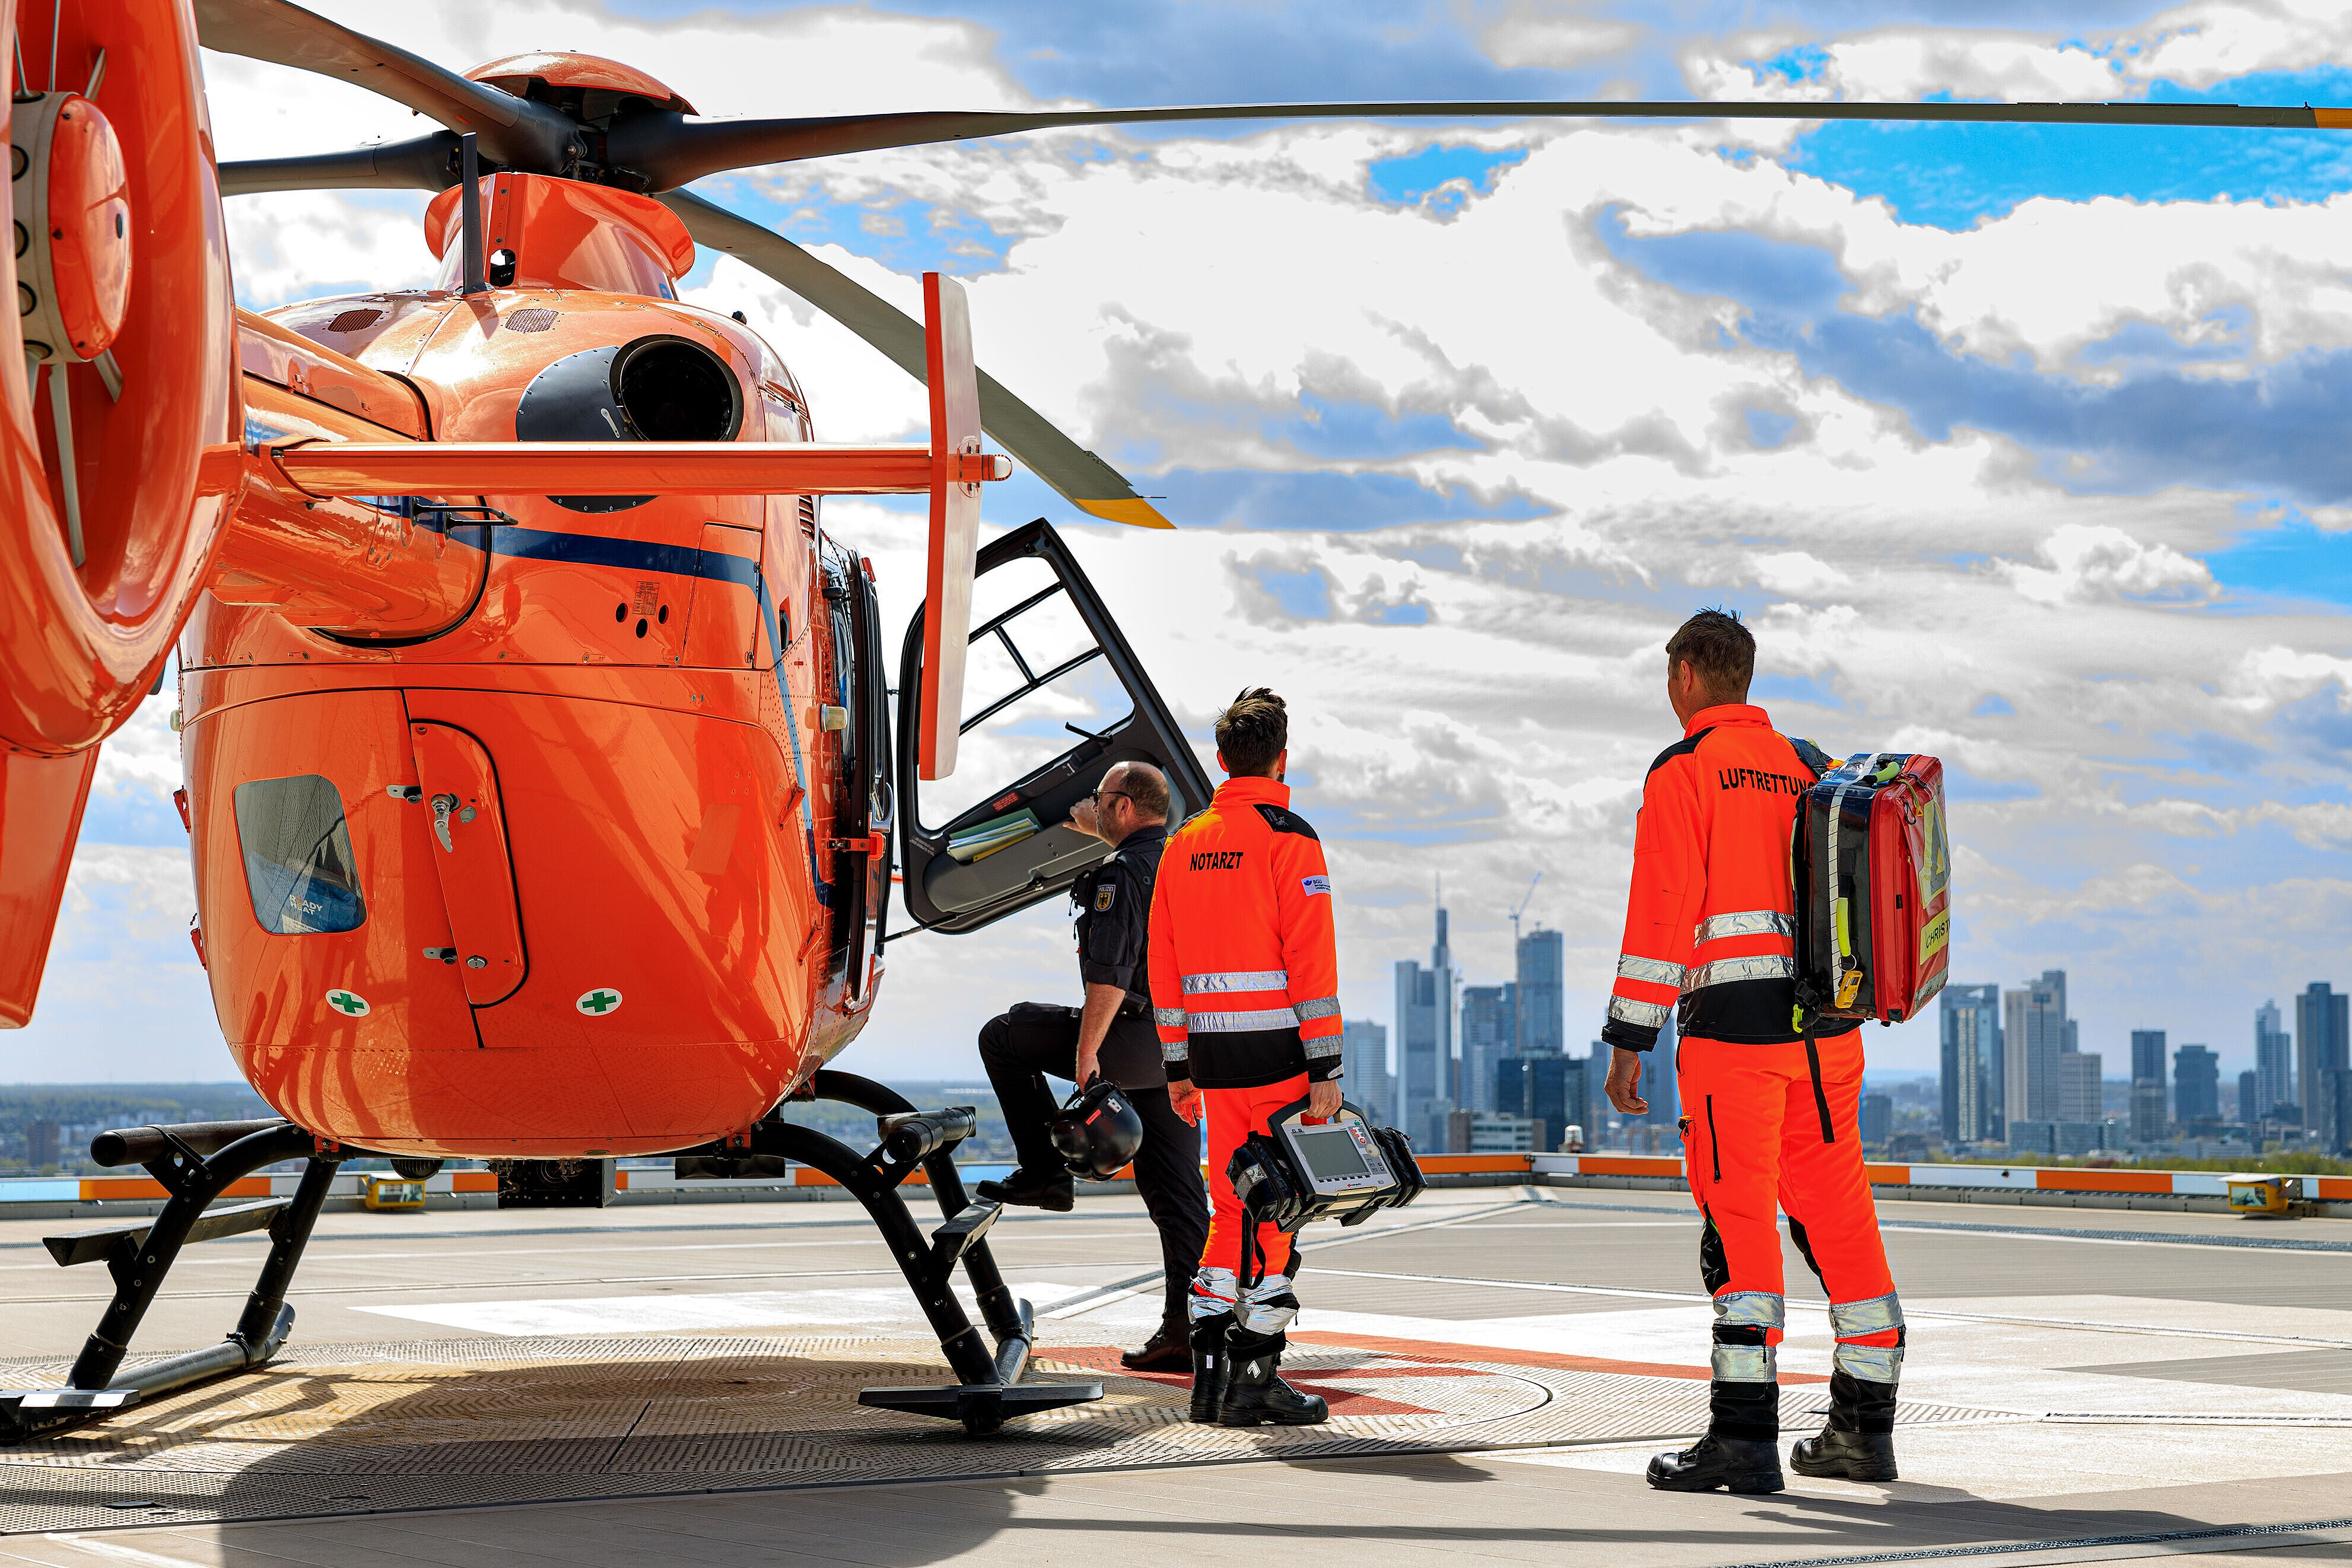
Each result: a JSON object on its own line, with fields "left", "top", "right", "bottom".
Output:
{"left": 1218, "top": 1329, "right": 1328, "bottom": 1427}
{"left": 1187, "top": 1312, "right": 1235, "bottom": 1424}
{"left": 1649, "top": 1376, "right": 1784, "bottom": 1493}
{"left": 974, "top": 1167, "right": 1073, "bottom": 1213}
{"left": 1790, "top": 1371, "right": 1899, "bottom": 1481}
{"left": 1121, "top": 1319, "right": 1193, "bottom": 1373}
{"left": 1646, "top": 1433, "right": 1786, "bottom": 1494}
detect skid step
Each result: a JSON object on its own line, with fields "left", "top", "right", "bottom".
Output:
{"left": 44, "top": 1198, "right": 289, "bottom": 1268}
{"left": 930, "top": 1200, "right": 1002, "bottom": 1271}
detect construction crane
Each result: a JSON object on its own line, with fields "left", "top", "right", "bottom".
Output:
{"left": 1508, "top": 873, "right": 1543, "bottom": 943}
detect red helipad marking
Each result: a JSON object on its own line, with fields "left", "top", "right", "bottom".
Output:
{"left": 1287, "top": 1330, "right": 1831, "bottom": 1384}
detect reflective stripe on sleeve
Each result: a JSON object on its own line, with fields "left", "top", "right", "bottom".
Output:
{"left": 1187, "top": 1007, "right": 1299, "bottom": 1032}
{"left": 1693, "top": 910, "right": 1795, "bottom": 945}
{"left": 1616, "top": 954, "right": 1686, "bottom": 987}
{"left": 1162, "top": 1041, "right": 1190, "bottom": 1063}
{"left": 1183, "top": 969, "right": 1290, "bottom": 994}
{"left": 1293, "top": 995, "right": 1341, "bottom": 1021}
{"left": 1152, "top": 1007, "right": 1188, "bottom": 1029}
{"left": 1684, "top": 953, "right": 1796, "bottom": 991}
{"left": 1303, "top": 1036, "right": 1342, "bottom": 1059}
{"left": 1608, "top": 995, "right": 1671, "bottom": 1028}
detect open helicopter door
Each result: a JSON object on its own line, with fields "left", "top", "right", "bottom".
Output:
{"left": 894, "top": 519, "right": 1213, "bottom": 937}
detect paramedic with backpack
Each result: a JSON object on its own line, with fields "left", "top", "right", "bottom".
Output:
{"left": 1152, "top": 687, "right": 1342, "bottom": 1429}
{"left": 1601, "top": 610, "right": 1905, "bottom": 1494}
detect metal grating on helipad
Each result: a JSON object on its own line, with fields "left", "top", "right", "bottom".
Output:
{"left": 0, "top": 1331, "right": 2014, "bottom": 1534}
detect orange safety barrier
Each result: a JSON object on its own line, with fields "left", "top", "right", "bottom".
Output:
{"left": 80, "top": 1175, "right": 271, "bottom": 1201}
{"left": 2034, "top": 1168, "right": 2176, "bottom": 1194}
{"left": 450, "top": 1171, "right": 498, "bottom": 1194}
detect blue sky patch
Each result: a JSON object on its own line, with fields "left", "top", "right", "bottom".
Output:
{"left": 1254, "top": 565, "right": 1336, "bottom": 619}
{"left": 1366, "top": 145, "right": 1529, "bottom": 215}
{"left": 1151, "top": 467, "right": 1549, "bottom": 530}
{"left": 1972, "top": 693, "right": 2016, "bottom": 717}
{"left": 1781, "top": 68, "right": 2352, "bottom": 230}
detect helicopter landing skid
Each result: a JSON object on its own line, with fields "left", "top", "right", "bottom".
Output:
{"left": 0, "top": 1120, "right": 344, "bottom": 1443}
{"left": 732, "top": 1070, "right": 1103, "bottom": 1436}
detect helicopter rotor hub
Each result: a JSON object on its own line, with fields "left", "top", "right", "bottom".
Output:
{"left": 11, "top": 90, "right": 133, "bottom": 365}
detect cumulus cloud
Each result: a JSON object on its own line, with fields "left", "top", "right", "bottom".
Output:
{"left": 1995, "top": 524, "right": 2217, "bottom": 605}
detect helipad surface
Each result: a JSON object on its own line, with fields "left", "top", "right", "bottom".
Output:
{"left": 2, "top": 1185, "right": 2347, "bottom": 1567}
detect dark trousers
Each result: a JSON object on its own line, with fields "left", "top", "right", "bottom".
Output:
{"left": 978, "top": 1001, "right": 1209, "bottom": 1329}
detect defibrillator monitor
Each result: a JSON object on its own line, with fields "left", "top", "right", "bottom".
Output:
{"left": 1239, "top": 1098, "right": 1425, "bottom": 1231}
{"left": 1283, "top": 1120, "right": 1388, "bottom": 1194}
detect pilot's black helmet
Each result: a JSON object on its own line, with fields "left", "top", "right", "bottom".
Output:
{"left": 1049, "top": 1080, "right": 1144, "bottom": 1179}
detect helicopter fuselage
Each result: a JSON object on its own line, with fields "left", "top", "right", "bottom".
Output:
{"left": 178, "top": 176, "right": 889, "bottom": 1158}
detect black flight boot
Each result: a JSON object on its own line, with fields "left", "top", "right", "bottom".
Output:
{"left": 1646, "top": 1433, "right": 1787, "bottom": 1494}
{"left": 1648, "top": 1379, "right": 1784, "bottom": 1494}
{"left": 1121, "top": 1319, "right": 1193, "bottom": 1373}
{"left": 974, "top": 1167, "right": 1073, "bottom": 1213}
{"left": 1187, "top": 1312, "right": 1235, "bottom": 1424}
{"left": 1218, "top": 1328, "right": 1328, "bottom": 1427}
{"left": 1790, "top": 1370, "right": 1899, "bottom": 1481}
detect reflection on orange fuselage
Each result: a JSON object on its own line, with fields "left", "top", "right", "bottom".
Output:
{"left": 180, "top": 179, "right": 876, "bottom": 1157}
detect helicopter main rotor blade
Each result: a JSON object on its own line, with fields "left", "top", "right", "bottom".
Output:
{"left": 660, "top": 191, "right": 1171, "bottom": 529}
{"left": 218, "top": 133, "right": 461, "bottom": 197}
{"left": 193, "top": 0, "right": 577, "bottom": 174}
{"left": 608, "top": 97, "right": 2345, "bottom": 191}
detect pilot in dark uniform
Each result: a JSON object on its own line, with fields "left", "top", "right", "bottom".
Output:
{"left": 976, "top": 759, "right": 1209, "bottom": 1372}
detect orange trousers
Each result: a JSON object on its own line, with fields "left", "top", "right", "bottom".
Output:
{"left": 1677, "top": 1033, "right": 1898, "bottom": 1358}
{"left": 1199, "top": 1073, "right": 1309, "bottom": 1278}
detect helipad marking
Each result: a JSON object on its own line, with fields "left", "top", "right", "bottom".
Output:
{"left": 325, "top": 989, "right": 369, "bottom": 1016}
{"left": 576, "top": 988, "right": 622, "bottom": 1015}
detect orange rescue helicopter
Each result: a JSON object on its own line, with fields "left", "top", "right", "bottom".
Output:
{"left": 3, "top": 0, "right": 2338, "bottom": 1439}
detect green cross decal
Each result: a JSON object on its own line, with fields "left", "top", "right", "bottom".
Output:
{"left": 326, "top": 990, "right": 367, "bottom": 1016}
{"left": 579, "top": 990, "right": 621, "bottom": 1015}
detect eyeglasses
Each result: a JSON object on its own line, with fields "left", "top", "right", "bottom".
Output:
{"left": 1085, "top": 789, "right": 1131, "bottom": 807}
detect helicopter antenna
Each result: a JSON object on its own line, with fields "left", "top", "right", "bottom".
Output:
{"left": 1508, "top": 872, "right": 1542, "bottom": 943}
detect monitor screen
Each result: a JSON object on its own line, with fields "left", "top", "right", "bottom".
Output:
{"left": 1292, "top": 1125, "right": 1371, "bottom": 1181}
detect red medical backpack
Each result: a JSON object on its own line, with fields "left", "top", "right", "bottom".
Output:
{"left": 1790, "top": 752, "right": 1950, "bottom": 1029}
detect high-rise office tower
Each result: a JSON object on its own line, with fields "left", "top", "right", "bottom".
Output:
{"left": 1496, "top": 1053, "right": 1587, "bottom": 1152}
{"left": 2173, "top": 1044, "right": 2219, "bottom": 1124}
{"left": 1340, "top": 1019, "right": 1393, "bottom": 1127}
{"left": 2255, "top": 1000, "right": 2295, "bottom": 1121}
{"left": 1941, "top": 984, "right": 2001, "bottom": 1144}
{"left": 1860, "top": 1093, "right": 1893, "bottom": 1149}
{"left": 2057, "top": 1051, "right": 2103, "bottom": 1124}
{"left": 2128, "top": 1029, "right": 2167, "bottom": 1144}
{"left": 2004, "top": 971, "right": 2068, "bottom": 1125}
{"left": 2295, "top": 983, "right": 2349, "bottom": 1143}
{"left": 1515, "top": 927, "right": 1565, "bottom": 1057}
{"left": 1394, "top": 959, "right": 1441, "bottom": 1143}
{"left": 1460, "top": 985, "right": 1514, "bottom": 1115}
{"left": 2238, "top": 1068, "right": 2260, "bottom": 1130}
{"left": 1432, "top": 898, "right": 1454, "bottom": 1110}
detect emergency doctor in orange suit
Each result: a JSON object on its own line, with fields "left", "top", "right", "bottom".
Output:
{"left": 1602, "top": 610, "right": 1903, "bottom": 1495}
{"left": 1150, "top": 687, "right": 1341, "bottom": 1429}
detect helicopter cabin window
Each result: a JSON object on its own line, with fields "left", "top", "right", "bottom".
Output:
{"left": 233, "top": 775, "right": 367, "bottom": 935}
{"left": 914, "top": 553, "right": 1135, "bottom": 835}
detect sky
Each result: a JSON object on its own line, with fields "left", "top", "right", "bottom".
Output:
{"left": 9, "top": 0, "right": 2351, "bottom": 1095}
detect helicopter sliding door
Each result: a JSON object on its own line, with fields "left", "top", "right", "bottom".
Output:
{"left": 895, "top": 519, "right": 1212, "bottom": 937}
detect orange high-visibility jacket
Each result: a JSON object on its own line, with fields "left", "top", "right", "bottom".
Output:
{"left": 1148, "top": 775, "right": 1343, "bottom": 1087}
{"left": 1604, "top": 703, "right": 1859, "bottom": 1051}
